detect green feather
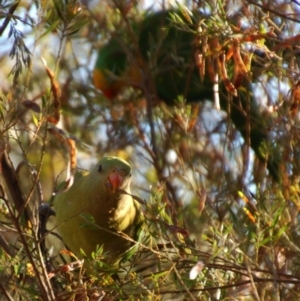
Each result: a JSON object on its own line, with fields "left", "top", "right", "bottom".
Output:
{"left": 94, "top": 10, "right": 279, "bottom": 180}
{"left": 54, "top": 156, "right": 142, "bottom": 264}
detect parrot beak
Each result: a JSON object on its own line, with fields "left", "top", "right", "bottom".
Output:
{"left": 106, "top": 169, "right": 124, "bottom": 193}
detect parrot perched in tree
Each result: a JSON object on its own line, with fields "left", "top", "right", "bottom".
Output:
{"left": 93, "top": 10, "right": 280, "bottom": 180}
{"left": 54, "top": 156, "right": 143, "bottom": 264}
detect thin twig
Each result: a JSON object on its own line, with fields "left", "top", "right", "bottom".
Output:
{"left": 246, "top": 0, "right": 300, "bottom": 23}
{"left": 0, "top": 1, "right": 20, "bottom": 36}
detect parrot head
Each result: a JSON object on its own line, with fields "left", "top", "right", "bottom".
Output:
{"left": 93, "top": 68, "right": 123, "bottom": 99}
{"left": 93, "top": 36, "right": 144, "bottom": 99}
{"left": 95, "top": 156, "right": 132, "bottom": 194}
{"left": 93, "top": 38, "right": 129, "bottom": 100}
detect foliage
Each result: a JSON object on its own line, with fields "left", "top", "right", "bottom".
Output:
{"left": 1, "top": 0, "right": 300, "bottom": 300}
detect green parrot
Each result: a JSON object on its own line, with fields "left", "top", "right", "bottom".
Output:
{"left": 54, "top": 156, "right": 142, "bottom": 264}
{"left": 93, "top": 10, "right": 280, "bottom": 180}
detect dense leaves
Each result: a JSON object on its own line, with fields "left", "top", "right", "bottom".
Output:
{"left": 0, "top": 0, "right": 300, "bottom": 300}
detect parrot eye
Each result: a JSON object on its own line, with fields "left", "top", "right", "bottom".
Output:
{"left": 98, "top": 164, "right": 102, "bottom": 172}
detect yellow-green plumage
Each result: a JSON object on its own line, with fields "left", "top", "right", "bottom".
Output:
{"left": 54, "top": 156, "right": 142, "bottom": 264}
